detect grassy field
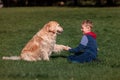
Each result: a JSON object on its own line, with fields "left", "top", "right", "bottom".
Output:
{"left": 0, "top": 7, "right": 120, "bottom": 80}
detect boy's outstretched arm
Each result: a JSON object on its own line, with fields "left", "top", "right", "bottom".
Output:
{"left": 68, "top": 44, "right": 86, "bottom": 53}
{"left": 67, "top": 35, "right": 88, "bottom": 53}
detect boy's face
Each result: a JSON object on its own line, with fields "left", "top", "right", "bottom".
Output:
{"left": 81, "top": 24, "right": 91, "bottom": 34}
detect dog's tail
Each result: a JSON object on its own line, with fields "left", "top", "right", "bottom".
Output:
{"left": 2, "top": 56, "right": 21, "bottom": 60}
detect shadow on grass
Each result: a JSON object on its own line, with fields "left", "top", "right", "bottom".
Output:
{"left": 50, "top": 55, "right": 68, "bottom": 59}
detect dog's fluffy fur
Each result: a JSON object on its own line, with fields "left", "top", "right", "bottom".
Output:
{"left": 2, "top": 21, "right": 69, "bottom": 61}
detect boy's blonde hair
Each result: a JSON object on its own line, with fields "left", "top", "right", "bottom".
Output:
{"left": 81, "top": 20, "right": 93, "bottom": 28}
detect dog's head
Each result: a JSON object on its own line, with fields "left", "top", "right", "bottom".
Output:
{"left": 45, "top": 21, "right": 63, "bottom": 34}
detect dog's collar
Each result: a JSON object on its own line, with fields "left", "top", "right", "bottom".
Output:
{"left": 48, "top": 30, "right": 56, "bottom": 34}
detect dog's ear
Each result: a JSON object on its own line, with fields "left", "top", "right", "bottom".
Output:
{"left": 46, "top": 24, "right": 56, "bottom": 34}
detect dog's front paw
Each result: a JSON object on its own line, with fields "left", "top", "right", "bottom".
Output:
{"left": 43, "top": 57, "right": 50, "bottom": 61}
{"left": 63, "top": 46, "right": 71, "bottom": 51}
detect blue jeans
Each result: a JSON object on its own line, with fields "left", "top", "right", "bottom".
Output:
{"left": 68, "top": 52, "right": 96, "bottom": 63}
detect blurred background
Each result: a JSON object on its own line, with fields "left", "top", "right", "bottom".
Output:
{"left": 0, "top": 0, "right": 120, "bottom": 8}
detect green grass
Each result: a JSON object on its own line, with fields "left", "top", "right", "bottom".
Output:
{"left": 0, "top": 7, "right": 120, "bottom": 80}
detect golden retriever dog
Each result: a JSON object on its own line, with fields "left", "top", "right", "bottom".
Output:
{"left": 2, "top": 21, "right": 69, "bottom": 61}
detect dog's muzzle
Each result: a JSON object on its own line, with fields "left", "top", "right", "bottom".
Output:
{"left": 57, "top": 27, "right": 63, "bottom": 34}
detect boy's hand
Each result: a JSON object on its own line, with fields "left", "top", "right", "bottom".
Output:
{"left": 64, "top": 46, "right": 71, "bottom": 51}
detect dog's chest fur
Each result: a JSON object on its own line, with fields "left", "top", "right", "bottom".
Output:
{"left": 41, "top": 34, "right": 56, "bottom": 51}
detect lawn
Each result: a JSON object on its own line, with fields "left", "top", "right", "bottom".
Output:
{"left": 0, "top": 7, "right": 120, "bottom": 80}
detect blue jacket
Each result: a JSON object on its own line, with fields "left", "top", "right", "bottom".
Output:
{"left": 69, "top": 32, "right": 98, "bottom": 59}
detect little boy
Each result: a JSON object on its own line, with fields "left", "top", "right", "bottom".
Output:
{"left": 65, "top": 20, "right": 98, "bottom": 63}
